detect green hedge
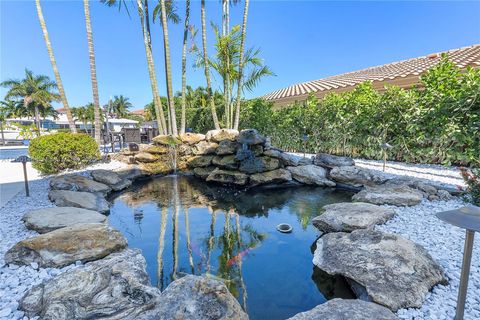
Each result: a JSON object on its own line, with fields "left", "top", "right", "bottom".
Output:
{"left": 29, "top": 132, "right": 100, "bottom": 174}
{"left": 240, "top": 57, "right": 480, "bottom": 167}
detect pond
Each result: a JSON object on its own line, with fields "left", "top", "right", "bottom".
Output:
{"left": 0, "top": 147, "right": 28, "bottom": 160}
{"left": 108, "top": 175, "right": 355, "bottom": 320}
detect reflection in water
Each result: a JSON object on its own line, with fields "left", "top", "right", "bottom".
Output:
{"left": 109, "top": 175, "right": 355, "bottom": 320}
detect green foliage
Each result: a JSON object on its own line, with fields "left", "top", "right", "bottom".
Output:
{"left": 240, "top": 58, "right": 480, "bottom": 166}
{"left": 460, "top": 167, "right": 480, "bottom": 206}
{"left": 29, "top": 133, "right": 100, "bottom": 174}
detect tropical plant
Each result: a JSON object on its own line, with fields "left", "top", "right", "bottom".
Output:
{"left": 29, "top": 132, "right": 100, "bottom": 174}
{"left": 110, "top": 95, "right": 132, "bottom": 118}
{"left": 83, "top": 0, "right": 102, "bottom": 145}
{"left": 0, "top": 100, "right": 16, "bottom": 145}
{"left": 1, "top": 69, "right": 60, "bottom": 132}
{"left": 72, "top": 103, "right": 95, "bottom": 134}
{"left": 200, "top": 0, "right": 220, "bottom": 130}
{"left": 460, "top": 167, "right": 480, "bottom": 206}
{"left": 34, "top": 0, "right": 76, "bottom": 133}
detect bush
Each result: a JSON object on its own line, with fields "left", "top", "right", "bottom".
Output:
{"left": 460, "top": 167, "right": 480, "bottom": 206}
{"left": 29, "top": 132, "right": 100, "bottom": 174}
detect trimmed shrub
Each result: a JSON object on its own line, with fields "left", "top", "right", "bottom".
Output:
{"left": 29, "top": 132, "right": 100, "bottom": 174}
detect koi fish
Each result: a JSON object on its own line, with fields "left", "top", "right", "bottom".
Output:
{"left": 226, "top": 246, "right": 257, "bottom": 268}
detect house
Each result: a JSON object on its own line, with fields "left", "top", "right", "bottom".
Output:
{"left": 263, "top": 44, "right": 480, "bottom": 108}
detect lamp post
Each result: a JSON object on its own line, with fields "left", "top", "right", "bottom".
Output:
{"left": 11, "top": 156, "right": 32, "bottom": 197}
{"left": 436, "top": 205, "right": 480, "bottom": 320}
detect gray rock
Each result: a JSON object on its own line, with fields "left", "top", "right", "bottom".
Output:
{"left": 329, "top": 166, "right": 388, "bottom": 187}
{"left": 212, "top": 155, "right": 239, "bottom": 170}
{"left": 250, "top": 169, "right": 292, "bottom": 186}
{"left": 263, "top": 149, "right": 300, "bottom": 166}
{"left": 353, "top": 185, "right": 423, "bottom": 206}
{"left": 205, "top": 129, "right": 239, "bottom": 142}
{"left": 206, "top": 168, "right": 249, "bottom": 186}
{"left": 5, "top": 223, "right": 127, "bottom": 268}
{"left": 135, "top": 152, "right": 158, "bottom": 163}
{"left": 19, "top": 249, "right": 162, "bottom": 320}
{"left": 50, "top": 175, "right": 111, "bottom": 194}
{"left": 91, "top": 169, "right": 131, "bottom": 191}
{"left": 49, "top": 190, "right": 109, "bottom": 213}
{"left": 314, "top": 153, "right": 355, "bottom": 168}
{"left": 115, "top": 166, "right": 150, "bottom": 181}
{"left": 152, "top": 134, "right": 181, "bottom": 146}
{"left": 187, "top": 155, "right": 214, "bottom": 168}
{"left": 237, "top": 129, "right": 266, "bottom": 145}
{"left": 313, "top": 229, "right": 447, "bottom": 311}
{"left": 216, "top": 140, "right": 238, "bottom": 155}
{"left": 287, "top": 165, "right": 336, "bottom": 187}
{"left": 152, "top": 275, "right": 248, "bottom": 320}
{"left": 181, "top": 132, "right": 206, "bottom": 145}
{"left": 313, "top": 202, "right": 395, "bottom": 233}
{"left": 437, "top": 189, "right": 453, "bottom": 200}
{"left": 193, "top": 166, "right": 216, "bottom": 179}
{"left": 22, "top": 207, "right": 106, "bottom": 233}
{"left": 193, "top": 141, "right": 219, "bottom": 155}
{"left": 239, "top": 156, "right": 280, "bottom": 174}
{"left": 287, "top": 298, "right": 398, "bottom": 320}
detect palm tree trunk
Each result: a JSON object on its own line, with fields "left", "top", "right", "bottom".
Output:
{"left": 34, "top": 105, "right": 41, "bottom": 133}
{"left": 184, "top": 207, "right": 195, "bottom": 274}
{"left": 137, "top": 0, "right": 168, "bottom": 135}
{"left": 35, "top": 0, "right": 76, "bottom": 134}
{"left": 0, "top": 121, "right": 5, "bottom": 146}
{"left": 160, "top": 0, "right": 177, "bottom": 136}
{"left": 157, "top": 206, "right": 168, "bottom": 290}
{"left": 83, "top": 0, "right": 101, "bottom": 145}
{"left": 201, "top": 0, "right": 220, "bottom": 130}
{"left": 223, "top": 0, "right": 231, "bottom": 128}
{"left": 180, "top": 0, "right": 190, "bottom": 135}
{"left": 233, "top": 0, "right": 250, "bottom": 130}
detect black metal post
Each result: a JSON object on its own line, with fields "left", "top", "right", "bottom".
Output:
{"left": 22, "top": 161, "right": 29, "bottom": 197}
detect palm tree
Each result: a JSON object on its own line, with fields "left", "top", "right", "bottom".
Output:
{"left": 1, "top": 69, "right": 60, "bottom": 132}
{"left": 83, "top": 0, "right": 102, "bottom": 145}
{"left": 201, "top": 0, "right": 221, "bottom": 130}
{"left": 180, "top": 0, "right": 191, "bottom": 134}
{"left": 111, "top": 95, "right": 132, "bottom": 118}
{"left": 156, "top": 0, "right": 179, "bottom": 135}
{"left": 101, "top": 0, "right": 168, "bottom": 135}
{"left": 0, "top": 100, "right": 16, "bottom": 145}
{"left": 233, "top": 0, "right": 250, "bottom": 130}
{"left": 34, "top": 0, "right": 76, "bottom": 133}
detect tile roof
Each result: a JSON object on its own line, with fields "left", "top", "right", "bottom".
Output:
{"left": 264, "top": 44, "right": 480, "bottom": 105}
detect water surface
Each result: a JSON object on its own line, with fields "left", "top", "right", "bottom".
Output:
{"left": 108, "top": 175, "right": 355, "bottom": 320}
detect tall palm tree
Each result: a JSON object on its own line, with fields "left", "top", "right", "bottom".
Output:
{"left": 158, "top": 0, "right": 178, "bottom": 135}
{"left": 180, "top": 0, "right": 191, "bottom": 134}
{"left": 83, "top": 0, "right": 102, "bottom": 145}
{"left": 101, "top": 0, "right": 168, "bottom": 135}
{"left": 233, "top": 0, "right": 249, "bottom": 130}
{"left": 111, "top": 95, "right": 132, "bottom": 118}
{"left": 35, "top": 0, "right": 76, "bottom": 133}
{"left": 1, "top": 70, "right": 60, "bottom": 132}
{"left": 201, "top": 0, "right": 220, "bottom": 130}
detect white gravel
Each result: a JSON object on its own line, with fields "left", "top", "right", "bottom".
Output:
{"left": 0, "top": 160, "right": 127, "bottom": 320}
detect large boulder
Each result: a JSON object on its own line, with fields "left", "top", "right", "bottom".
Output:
{"left": 250, "top": 169, "right": 292, "bottom": 186}
{"left": 141, "top": 144, "right": 169, "bottom": 154}
{"left": 352, "top": 184, "right": 423, "bottom": 206}
{"left": 193, "top": 166, "right": 216, "bottom": 179}
{"left": 50, "top": 175, "right": 111, "bottom": 194}
{"left": 263, "top": 149, "right": 301, "bottom": 166}
{"left": 216, "top": 140, "right": 238, "bottom": 155}
{"left": 212, "top": 155, "right": 238, "bottom": 170}
{"left": 239, "top": 156, "right": 280, "bottom": 174}
{"left": 152, "top": 275, "right": 248, "bottom": 320}
{"left": 287, "top": 298, "right": 398, "bottom": 320}
{"left": 91, "top": 169, "right": 132, "bottom": 191}
{"left": 135, "top": 152, "right": 158, "bottom": 163}
{"left": 115, "top": 166, "right": 150, "bottom": 181}
{"left": 287, "top": 165, "right": 336, "bottom": 187}
{"left": 206, "top": 168, "right": 249, "bottom": 186}
{"left": 313, "top": 229, "right": 447, "bottom": 311}
{"left": 49, "top": 190, "right": 109, "bottom": 213}
{"left": 237, "top": 129, "right": 266, "bottom": 145}
{"left": 314, "top": 153, "right": 355, "bottom": 168}
{"left": 152, "top": 134, "right": 181, "bottom": 146}
{"left": 22, "top": 207, "right": 107, "bottom": 234}
{"left": 19, "top": 249, "right": 162, "bottom": 320}
{"left": 5, "top": 223, "right": 127, "bottom": 268}
{"left": 181, "top": 132, "right": 206, "bottom": 145}
{"left": 193, "top": 141, "right": 219, "bottom": 155}
{"left": 329, "top": 166, "right": 387, "bottom": 188}
{"left": 205, "top": 129, "right": 239, "bottom": 142}
{"left": 187, "top": 155, "right": 214, "bottom": 168}
{"left": 312, "top": 202, "right": 395, "bottom": 233}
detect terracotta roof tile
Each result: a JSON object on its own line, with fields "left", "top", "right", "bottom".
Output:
{"left": 264, "top": 44, "right": 480, "bottom": 104}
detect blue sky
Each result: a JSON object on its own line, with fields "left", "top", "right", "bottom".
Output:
{"left": 1, "top": 0, "right": 479, "bottom": 111}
